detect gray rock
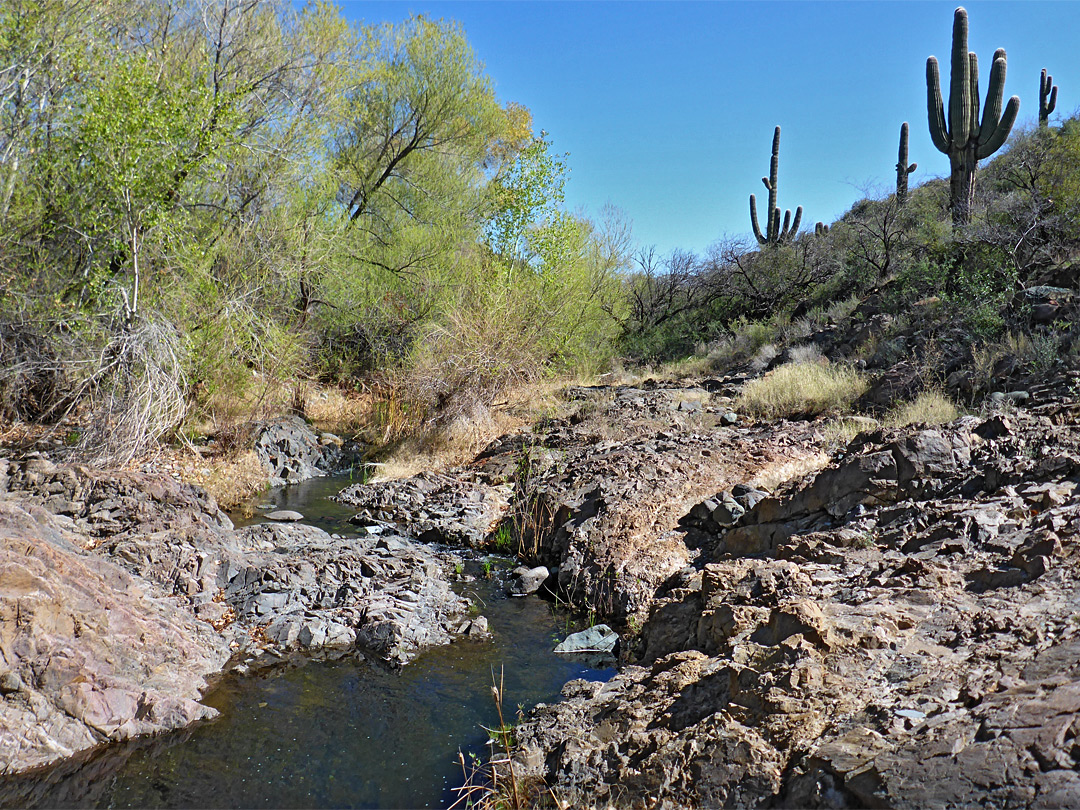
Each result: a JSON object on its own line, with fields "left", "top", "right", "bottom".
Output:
{"left": 507, "top": 565, "right": 550, "bottom": 596}
{"left": 554, "top": 624, "right": 618, "bottom": 655}
{"left": 720, "top": 411, "right": 739, "bottom": 426}
{"left": 264, "top": 510, "right": 304, "bottom": 522}
{"left": 254, "top": 416, "right": 346, "bottom": 487}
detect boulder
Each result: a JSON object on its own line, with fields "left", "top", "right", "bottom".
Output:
{"left": 554, "top": 624, "right": 619, "bottom": 655}
{"left": 253, "top": 417, "right": 348, "bottom": 487}
{"left": 507, "top": 565, "right": 550, "bottom": 597}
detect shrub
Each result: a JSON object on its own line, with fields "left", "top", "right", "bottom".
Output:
{"left": 736, "top": 360, "right": 868, "bottom": 419}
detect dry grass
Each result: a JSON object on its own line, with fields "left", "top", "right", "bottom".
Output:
{"left": 736, "top": 361, "right": 869, "bottom": 420}
{"left": 367, "top": 379, "right": 565, "bottom": 482}
{"left": 303, "top": 386, "right": 374, "bottom": 438}
{"left": 817, "top": 415, "right": 881, "bottom": 449}
{"left": 885, "top": 390, "right": 959, "bottom": 428}
{"left": 749, "top": 450, "right": 832, "bottom": 492}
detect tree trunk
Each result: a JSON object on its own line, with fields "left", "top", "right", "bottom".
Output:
{"left": 950, "top": 143, "right": 977, "bottom": 226}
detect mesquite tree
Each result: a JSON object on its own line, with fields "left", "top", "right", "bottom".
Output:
{"left": 926, "top": 6, "right": 1020, "bottom": 226}
{"left": 749, "top": 126, "right": 802, "bottom": 245}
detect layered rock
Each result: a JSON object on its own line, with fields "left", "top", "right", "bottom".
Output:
{"left": 253, "top": 416, "right": 355, "bottom": 487}
{"left": 334, "top": 383, "right": 825, "bottom": 625}
{"left": 511, "top": 407, "right": 1080, "bottom": 808}
{"left": 0, "top": 500, "right": 228, "bottom": 775}
{"left": 336, "top": 470, "right": 511, "bottom": 547}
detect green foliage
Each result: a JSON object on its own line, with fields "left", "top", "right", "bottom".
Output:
{"left": 896, "top": 122, "right": 917, "bottom": 205}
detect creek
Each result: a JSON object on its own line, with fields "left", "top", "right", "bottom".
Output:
{"left": 2, "top": 473, "right": 614, "bottom": 809}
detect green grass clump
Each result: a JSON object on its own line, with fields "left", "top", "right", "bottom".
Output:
{"left": 736, "top": 361, "right": 869, "bottom": 420}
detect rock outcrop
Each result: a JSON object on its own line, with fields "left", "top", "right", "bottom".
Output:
{"left": 0, "top": 455, "right": 470, "bottom": 775}
{"left": 253, "top": 416, "right": 355, "bottom": 487}
{"left": 0, "top": 499, "right": 228, "bottom": 775}
{"left": 510, "top": 405, "right": 1080, "bottom": 808}
{"left": 334, "top": 383, "right": 826, "bottom": 624}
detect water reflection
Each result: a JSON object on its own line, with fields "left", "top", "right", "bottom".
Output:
{"left": 1, "top": 474, "right": 614, "bottom": 809}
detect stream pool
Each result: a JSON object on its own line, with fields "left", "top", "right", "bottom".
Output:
{"left": 1, "top": 473, "right": 614, "bottom": 809}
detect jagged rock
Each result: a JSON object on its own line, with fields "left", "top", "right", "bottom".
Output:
{"left": 253, "top": 416, "right": 351, "bottom": 487}
{"left": 512, "top": 397, "right": 1080, "bottom": 809}
{"left": 336, "top": 471, "right": 512, "bottom": 547}
{"left": 0, "top": 500, "right": 228, "bottom": 775}
{"left": 0, "top": 457, "right": 475, "bottom": 775}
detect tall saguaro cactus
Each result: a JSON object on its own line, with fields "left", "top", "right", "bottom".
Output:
{"left": 1039, "top": 69, "right": 1058, "bottom": 128}
{"left": 896, "top": 122, "right": 917, "bottom": 205}
{"left": 749, "top": 126, "right": 802, "bottom": 245}
{"left": 926, "top": 6, "right": 1020, "bottom": 226}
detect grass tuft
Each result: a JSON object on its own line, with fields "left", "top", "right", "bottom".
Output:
{"left": 885, "top": 390, "right": 959, "bottom": 427}
{"left": 736, "top": 361, "right": 869, "bottom": 420}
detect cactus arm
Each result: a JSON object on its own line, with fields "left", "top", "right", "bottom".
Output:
{"left": 908, "top": 163, "right": 917, "bottom": 172}
{"left": 770, "top": 207, "right": 780, "bottom": 243}
{"left": 927, "top": 57, "right": 951, "bottom": 153}
{"left": 1048, "top": 85, "right": 1058, "bottom": 114}
{"left": 969, "top": 52, "right": 980, "bottom": 138}
{"left": 750, "top": 194, "right": 766, "bottom": 244}
{"left": 978, "top": 51, "right": 1007, "bottom": 146}
{"left": 977, "top": 94, "right": 1019, "bottom": 158}
{"left": 768, "top": 127, "right": 780, "bottom": 238}
{"left": 949, "top": 8, "right": 972, "bottom": 146}
{"left": 789, "top": 206, "right": 802, "bottom": 237}
{"left": 780, "top": 209, "right": 792, "bottom": 240}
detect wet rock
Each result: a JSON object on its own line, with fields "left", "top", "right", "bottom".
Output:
{"left": 506, "top": 565, "right": 549, "bottom": 596}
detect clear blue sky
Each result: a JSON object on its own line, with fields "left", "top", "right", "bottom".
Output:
{"left": 334, "top": 1, "right": 1080, "bottom": 257}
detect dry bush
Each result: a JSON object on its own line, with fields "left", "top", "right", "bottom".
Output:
{"left": 174, "top": 449, "right": 268, "bottom": 512}
{"left": 0, "top": 321, "right": 71, "bottom": 423}
{"left": 737, "top": 361, "right": 869, "bottom": 420}
{"left": 886, "top": 390, "right": 959, "bottom": 427}
{"left": 72, "top": 319, "right": 188, "bottom": 468}
{"left": 397, "top": 307, "right": 546, "bottom": 435}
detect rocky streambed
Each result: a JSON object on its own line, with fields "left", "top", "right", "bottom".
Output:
{"left": 2, "top": 375, "right": 1079, "bottom": 808}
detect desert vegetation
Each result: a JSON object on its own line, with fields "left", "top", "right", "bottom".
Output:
{"left": 1, "top": 1, "right": 1079, "bottom": 480}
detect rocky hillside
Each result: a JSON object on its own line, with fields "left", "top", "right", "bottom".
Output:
{"left": 1, "top": 337, "right": 1079, "bottom": 808}
{"left": 335, "top": 359, "right": 1080, "bottom": 807}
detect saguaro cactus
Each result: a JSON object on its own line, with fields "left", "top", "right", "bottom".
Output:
{"left": 749, "top": 125, "right": 802, "bottom": 245}
{"left": 926, "top": 6, "right": 1019, "bottom": 225}
{"left": 1039, "top": 69, "right": 1058, "bottom": 128}
{"left": 896, "top": 122, "right": 917, "bottom": 205}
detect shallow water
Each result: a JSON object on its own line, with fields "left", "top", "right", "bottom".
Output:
{"left": 2, "top": 473, "right": 614, "bottom": 809}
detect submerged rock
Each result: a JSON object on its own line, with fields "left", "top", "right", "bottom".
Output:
{"left": 264, "top": 509, "right": 303, "bottom": 522}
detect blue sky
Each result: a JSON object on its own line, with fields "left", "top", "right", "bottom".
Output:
{"left": 335, "top": 1, "right": 1080, "bottom": 257}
